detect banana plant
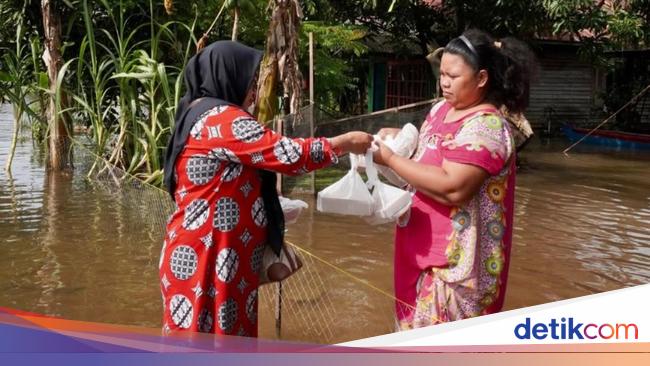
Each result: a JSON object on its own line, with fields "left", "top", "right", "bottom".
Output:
{"left": 255, "top": 0, "right": 302, "bottom": 125}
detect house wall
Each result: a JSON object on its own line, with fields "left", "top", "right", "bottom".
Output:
{"left": 365, "top": 44, "right": 608, "bottom": 131}
{"left": 527, "top": 44, "right": 605, "bottom": 131}
{"left": 605, "top": 52, "right": 650, "bottom": 133}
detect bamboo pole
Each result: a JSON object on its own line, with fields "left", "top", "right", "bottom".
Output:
{"left": 231, "top": 7, "right": 240, "bottom": 41}
{"left": 309, "top": 32, "right": 314, "bottom": 105}
{"left": 274, "top": 114, "right": 284, "bottom": 338}
{"left": 308, "top": 32, "right": 315, "bottom": 195}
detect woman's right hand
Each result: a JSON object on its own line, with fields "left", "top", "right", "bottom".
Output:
{"left": 330, "top": 131, "right": 374, "bottom": 155}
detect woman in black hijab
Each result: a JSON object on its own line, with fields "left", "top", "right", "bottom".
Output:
{"left": 159, "top": 41, "right": 372, "bottom": 337}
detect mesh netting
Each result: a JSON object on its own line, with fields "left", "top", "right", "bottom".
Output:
{"left": 67, "top": 100, "right": 439, "bottom": 343}
{"left": 66, "top": 97, "right": 546, "bottom": 343}
{"left": 72, "top": 139, "right": 176, "bottom": 240}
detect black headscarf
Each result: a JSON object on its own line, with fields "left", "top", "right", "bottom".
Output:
{"left": 164, "top": 41, "right": 285, "bottom": 256}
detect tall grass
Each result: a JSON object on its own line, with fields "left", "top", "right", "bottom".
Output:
{"left": 0, "top": 43, "right": 30, "bottom": 172}
{"left": 0, "top": 3, "right": 43, "bottom": 172}
{"left": 59, "top": 0, "right": 197, "bottom": 184}
{"left": 74, "top": 0, "right": 115, "bottom": 174}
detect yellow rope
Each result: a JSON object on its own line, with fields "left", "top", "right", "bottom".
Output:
{"left": 70, "top": 136, "right": 428, "bottom": 321}
{"left": 286, "top": 240, "right": 415, "bottom": 311}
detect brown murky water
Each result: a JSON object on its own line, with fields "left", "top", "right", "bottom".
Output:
{"left": 1, "top": 104, "right": 649, "bottom": 343}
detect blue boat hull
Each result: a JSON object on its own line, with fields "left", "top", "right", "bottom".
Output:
{"left": 562, "top": 125, "right": 650, "bottom": 150}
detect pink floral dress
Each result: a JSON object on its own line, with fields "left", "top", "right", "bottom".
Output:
{"left": 394, "top": 101, "right": 516, "bottom": 330}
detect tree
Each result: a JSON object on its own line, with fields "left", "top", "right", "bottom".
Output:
{"left": 1, "top": 0, "right": 72, "bottom": 171}
{"left": 3, "top": 0, "right": 649, "bottom": 180}
{"left": 299, "top": 22, "right": 368, "bottom": 113}
{"left": 542, "top": 0, "right": 648, "bottom": 57}
{"left": 41, "top": 0, "right": 71, "bottom": 171}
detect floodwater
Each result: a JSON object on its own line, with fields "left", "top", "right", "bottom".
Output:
{"left": 1, "top": 103, "right": 649, "bottom": 343}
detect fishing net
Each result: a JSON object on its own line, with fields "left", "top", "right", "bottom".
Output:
{"left": 68, "top": 100, "right": 438, "bottom": 343}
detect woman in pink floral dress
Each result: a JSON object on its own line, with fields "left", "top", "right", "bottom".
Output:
{"left": 374, "top": 30, "right": 536, "bottom": 330}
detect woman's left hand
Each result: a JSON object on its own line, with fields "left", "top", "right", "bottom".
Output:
{"left": 373, "top": 141, "right": 395, "bottom": 166}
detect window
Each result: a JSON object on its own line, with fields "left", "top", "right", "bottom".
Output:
{"left": 385, "top": 60, "right": 436, "bottom": 108}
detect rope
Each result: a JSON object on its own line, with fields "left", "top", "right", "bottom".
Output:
{"left": 67, "top": 135, "right": 422, "bottom": 332}
{"left": 70, "top": 134, "right": 446, "bottom": 329}
{"left": 563, "top": 83, "right": 650, "bottom": 155}
{"left": 317, "top": 98, "right": 436, "bottom": 127}
{"left": 286, "top": 240, "right": 416, "bottom": 312}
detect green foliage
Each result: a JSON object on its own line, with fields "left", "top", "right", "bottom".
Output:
{"left": 0, "top": 1, "right": 46, "bottom": 171}
{"left": 225, "top": 0, "right": 257, "bottom": 14}
{"left": 3, "top": 0, "right": 650, "bottom": 180}
{"left": 46, "top": 0, "right": 198, "bottom": 182}
{"left": 230, "top": 0, "right": 269, "bottom": 47}
{"left": 542, "top": 0, "right": 648, "bottom": 61}
{"left": 304, "top": 0, "right": 445, "bottom": 53}
{"left": 300, "top": 22, "right": 368, "bottom": 111}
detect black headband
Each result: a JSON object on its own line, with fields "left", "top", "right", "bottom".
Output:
{"left": 458, "top": 35, "right": 478, "bottom": 58}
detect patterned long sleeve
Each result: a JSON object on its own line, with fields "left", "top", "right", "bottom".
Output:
{"left": 182, "top": 105, "right": 339, "bottom": 177}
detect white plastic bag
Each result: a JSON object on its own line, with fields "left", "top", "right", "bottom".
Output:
{"left": 375, "top": 160, "right": 407, "bottom": 188}
{"left": 354, "top": 123, "right": 419, "bottom": 187}
{"left": 363, "top": 150, "right": 412, "bottom": 225}
{"left": 383, "top": 123, "right": 419, "bottom": 157}
{"left": 316, "top": 153, "right": 374, "bottom": 216}
{"left": 375, "top": 123, "right": 419, "bottom": 187}
{"left": 279, "top": 196, "right": 308, "bottom": 225}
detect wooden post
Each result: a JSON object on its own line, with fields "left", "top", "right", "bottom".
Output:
{"left": 309, "top": 32, "right": 314, "bottom": 105}
{"left": 231, "top": 7, "right": 240, "bottom": 41}
{"left": 274, "top": 107, "right": 286, "bottom": 338}
{"left": 275, "top": 281, "right": 283, "bottom": 338}
{"left": 275, "top": 117, "right": 283, "bottom": 194}
{"left": 308, "top": 32, "right": 315, "bottom": 194}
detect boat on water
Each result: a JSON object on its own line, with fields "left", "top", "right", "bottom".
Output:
{"left": 562, "top": 125, "right": 650, "bottom": 150}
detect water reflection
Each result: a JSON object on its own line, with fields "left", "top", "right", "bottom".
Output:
{"left": 1, "top": 103, "right": 649, "bottom": 342}
{"left": 506, "top": 140, "right": 650, "bottom": 309}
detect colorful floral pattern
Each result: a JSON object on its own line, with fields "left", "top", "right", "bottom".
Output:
{"left": 451, "top": 209, "right": 471, "bottom": 232}
{"left": 395, "top": 101, "right": 516, "bottom": 330}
